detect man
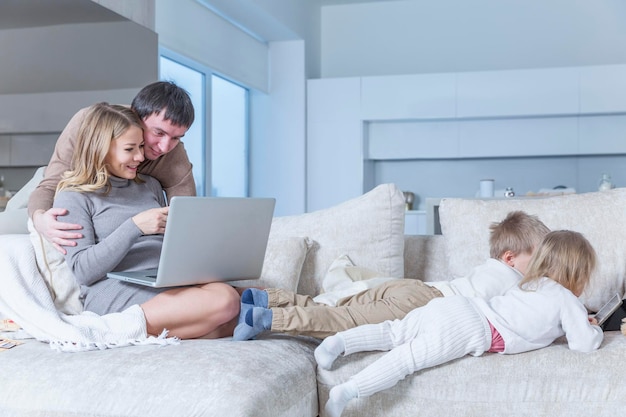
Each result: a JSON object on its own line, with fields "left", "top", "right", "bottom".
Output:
{"left": 28, "top": 81, "right": 196, "bottom": 253}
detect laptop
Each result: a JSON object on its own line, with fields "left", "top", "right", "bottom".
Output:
{"left": 106, "top": 196, "right": 275, "bottom": 288}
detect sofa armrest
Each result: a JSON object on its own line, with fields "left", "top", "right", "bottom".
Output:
{"left": 0, "top": 208, "right": 28, "bottom": 234}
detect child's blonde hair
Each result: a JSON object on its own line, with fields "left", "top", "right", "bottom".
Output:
{"left": 56, "top": 103, "right": 144, "bottom": 194}
{"left": 519, "top": 230, "right": 596, "bottom": 296}
{"left": 489, "top": 211, "right": 550, "bottom": 259}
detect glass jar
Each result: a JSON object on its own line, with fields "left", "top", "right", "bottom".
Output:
{"left": 599, "top": 173, "right": 614, "bottom": 191}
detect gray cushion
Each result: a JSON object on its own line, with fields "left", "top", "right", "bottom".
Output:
{"left": 1, "top": 336, "right": 319, "bottom": 417}
{"left": 317, "top": 332, "right": 626, "bottom": 417}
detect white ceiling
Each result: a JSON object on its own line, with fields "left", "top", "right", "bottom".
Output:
{"left": 0, "top": 0, "right": 125, "bottom": 30}
{"left": 317, "top": 0, "right": 397, "bottom": 4}
{"left": 0, "top": 0, "right": 400, "bottom": 31}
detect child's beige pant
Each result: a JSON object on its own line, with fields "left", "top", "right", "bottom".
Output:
{"left": 267, "top": 279, "right": 443, "bottom": 339}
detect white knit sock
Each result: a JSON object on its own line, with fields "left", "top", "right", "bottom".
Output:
{"left": 325, "top": 379, "right": 358, "bottom": 417}
{"left": 315, "top": 334, "right": 346, "bottom": 370}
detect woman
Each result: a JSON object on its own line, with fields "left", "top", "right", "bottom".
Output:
{"left": 53, "top": 102, "right": 239, "bottom": 339}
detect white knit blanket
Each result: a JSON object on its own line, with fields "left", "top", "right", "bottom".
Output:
{"left": 0, "top": 234, "right": 178, "bottom": 352}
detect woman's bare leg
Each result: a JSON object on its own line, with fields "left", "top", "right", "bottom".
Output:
{"left": 141, "top": 282, "right": 240, "bottom": 339}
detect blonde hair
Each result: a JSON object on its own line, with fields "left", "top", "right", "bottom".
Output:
{"left": 56, "top": 103, "right": 144, "bottom": 194}
{"left": 519, "top": 230, "right": 596, "bottom": 296}
{"left": 489, "top": 211, "right": 550, "bottom": 259}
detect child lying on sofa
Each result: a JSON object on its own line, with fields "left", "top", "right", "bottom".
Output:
{"left": 233, "top": 211, "right": 550, "bottom": 340}
{"left": 316, "top": 230, "right": 604, "bottom": 417}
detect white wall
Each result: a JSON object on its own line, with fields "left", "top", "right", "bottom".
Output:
{"left": 245, "top": 0, "right": 322, "bottom": 79}
{"left": 198, "top": 0, "right": 322, "bottom": 78}
{"left": 250, "top": 41, "right": 306, "bottom": 215}
{"left": 155, "top": 0, "right": 308, "bottom": 215}
{"left": 155, "top": 0, "right": 268, "bottom": 92}
{"left": 321, "top": 0, "right": 626, "bottom": 77}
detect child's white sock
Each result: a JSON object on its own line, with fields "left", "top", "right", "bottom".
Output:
{"left": 325, "top": 379, "right": 358, "bottom": 417}
{"left": 315, "top": 334, "right": 346, "bottom": 370}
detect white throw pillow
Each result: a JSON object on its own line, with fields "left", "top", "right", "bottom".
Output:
{"left": 438, "top": 189, "right": 626, "bottom": 311}
{"left": 269, "top": 183, "right": 406, "bottom": 297}
{"left": 230, "top": 236, "right": 312, "bottom": 292}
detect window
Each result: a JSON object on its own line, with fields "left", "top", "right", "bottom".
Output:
{"left": 159, "top": 52, "right": 249, "bottom": 197}
{"left": 211, "top": 74, "right": 248, "bottom": 197}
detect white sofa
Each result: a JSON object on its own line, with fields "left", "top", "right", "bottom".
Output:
{"left": 1, "top": 182, "right": 626, "bottom": 416}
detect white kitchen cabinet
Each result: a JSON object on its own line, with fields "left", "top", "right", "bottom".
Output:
{"left": 579, "top": 65, "right": 626, "bottom": 114}
{"left": 367, "top": 120, "right": 458, "bottom": 159}
{"left": 457, "top": 117, "right": 578, "bottom": 158}
{"left": 456, "top": 67, "right": 579, "bottom": 118}
{"left": 0, "top": 136, "right": 10, "bottom": 165}
{"left": 10, "top": 134, "right": 56, "bottom": 166}
{"left": 306, "top": 64, "right": 626, "bottom": 216}
{"left": 361, "top": 73, "right": 456, "bottom": 121}
{"left": 0, "top": 133, "right": 56, "bottom": 167}
{"left": 578, "top": 115, "right": 626, "bottom": 154}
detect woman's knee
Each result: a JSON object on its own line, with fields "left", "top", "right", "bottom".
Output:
{"left": 206, "top": 283, "right": 240, "bottom": 316}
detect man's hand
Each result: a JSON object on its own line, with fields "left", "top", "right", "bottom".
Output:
{"left": 132, "top": 207, "right": 169, "bottom": 235}
{"left": 32, "top": 208, "right": 84, "bottom": 255}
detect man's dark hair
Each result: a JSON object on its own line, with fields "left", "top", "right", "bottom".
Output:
{"left": 131, "top": 81, "right": 195, "bottom": 128}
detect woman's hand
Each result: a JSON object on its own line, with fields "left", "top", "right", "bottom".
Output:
{"left": 132, "top": 207, "right": 169, "bottom": 235}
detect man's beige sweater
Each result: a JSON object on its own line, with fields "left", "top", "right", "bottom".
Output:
{"left": 28, "top": 105, "right": 196, "bottom": 217}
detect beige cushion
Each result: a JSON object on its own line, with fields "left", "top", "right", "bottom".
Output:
{"left": 270, "top": 184, "right": 406, "bottom": 297}
{"left": 438, "top": 189, "right": 626, "bottom": 311}
{"left": 230, "top": 236, "right": 312, "bottom": 291}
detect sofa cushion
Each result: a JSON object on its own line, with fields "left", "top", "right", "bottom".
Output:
{"left": 0, "top": 335, "right": 320, "bottom": 417}
{"left": 438, "top": 189, "right": 626, "bottom": 311}
{"left": 316, "top": 331, "right": 626, "bottom": 417}
{"left": 269, "top": 184, "right": 406, "bottom": 297}
{"left": 230, "top": 236, "right": 312, "bottom": 291}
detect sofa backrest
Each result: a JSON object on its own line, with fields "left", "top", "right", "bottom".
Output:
{"left": 404, "top": 234, "right": 448, "bottom": 283}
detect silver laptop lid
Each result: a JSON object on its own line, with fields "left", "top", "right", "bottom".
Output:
{"left": 154, "top": 196, "right": 275, "bottom": 287}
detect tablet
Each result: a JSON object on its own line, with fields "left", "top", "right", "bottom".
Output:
{"left": 593, "top": 292, "right": 623, "bottom": 326}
